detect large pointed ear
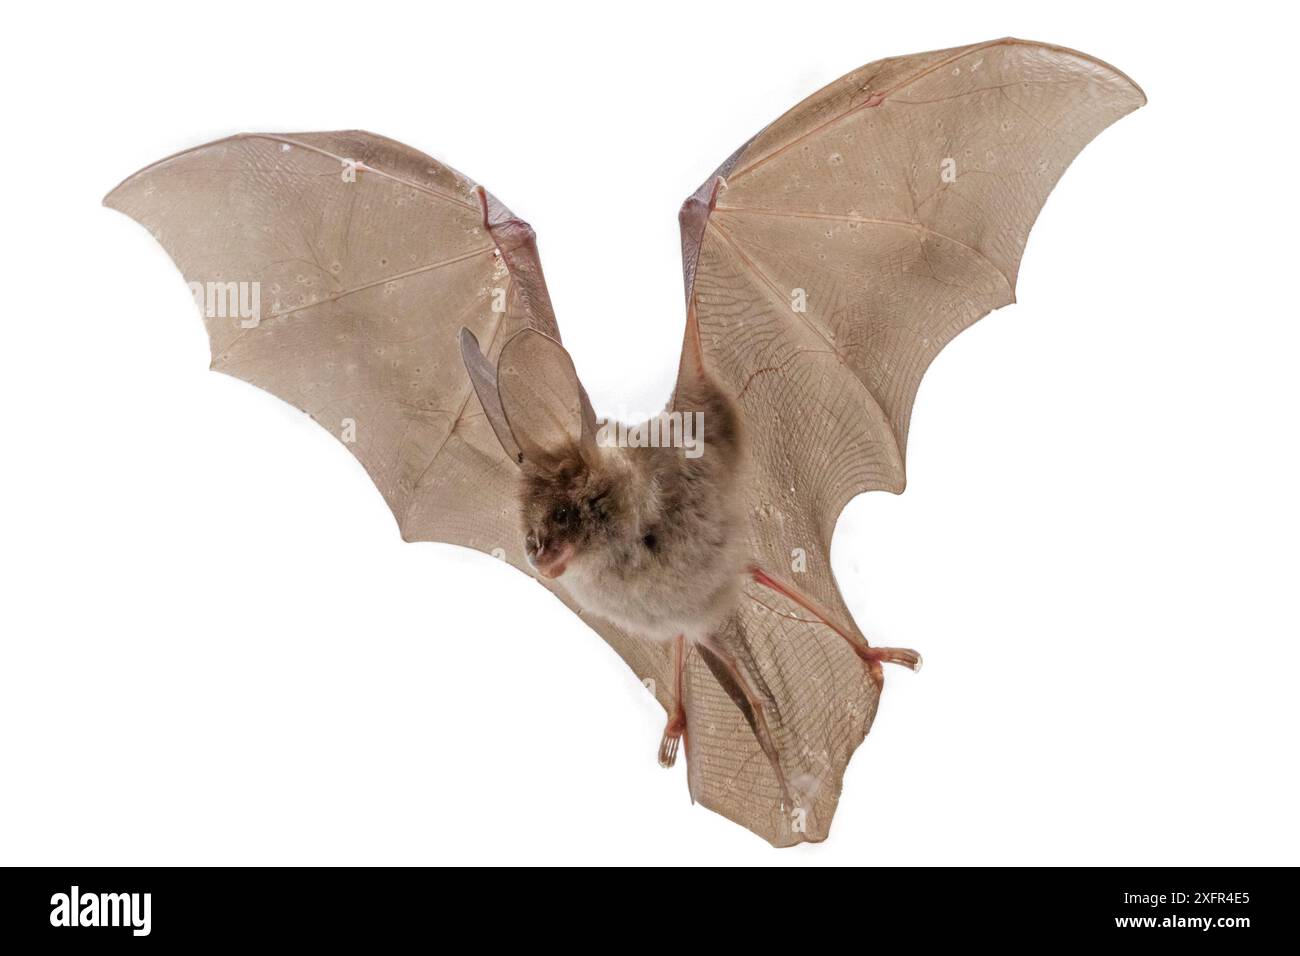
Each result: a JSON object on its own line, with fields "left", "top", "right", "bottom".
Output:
{"left": 494, "top": 329, "right": 598, "bottom": 470}
{"left": 459, "top": 327, "right": 525, "bottom": 466}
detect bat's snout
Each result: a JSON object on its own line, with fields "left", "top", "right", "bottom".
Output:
{"left": 527, "top": 539, "right": 575, "bottom": 580}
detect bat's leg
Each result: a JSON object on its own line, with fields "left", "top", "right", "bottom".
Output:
{"left": 695, "top": 633, "right": 795, "bottom": 809}
{"left": 749, "top": 565, "right": 922, "bottom": 687}
{"left": 657, "top": 634, "right": 688, "bottom": 768}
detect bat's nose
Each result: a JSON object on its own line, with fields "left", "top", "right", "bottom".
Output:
{"left": 530, "top": 539, "right": 574, "bottom": 580}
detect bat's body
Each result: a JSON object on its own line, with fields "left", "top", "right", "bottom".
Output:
{"left": 105, "top": 38, "right": 1144, "bottom": 845}
{"left": 501, "top": 354, "right": 920, "bottom": 778}
{"left": 535, "top": 373, "right": 747, "bottom": 643}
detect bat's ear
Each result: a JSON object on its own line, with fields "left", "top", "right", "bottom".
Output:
{"left": 459, "top": 327, "right": 526, "bottom": 466}
{"left": 496, "top": 329, "right": 599, "bottom": 470}
{"left": 459, "top": 327, "right": 598, "bottom": 470}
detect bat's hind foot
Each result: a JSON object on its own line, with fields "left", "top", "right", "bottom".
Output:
{"left": 854, "top": 644, "right": 922, "bottom": 686}
{"left": 749, "top": 565, "right": 922, "bottom": 685}
{"left": 858, "top": 645, "right": 922, "bottom": 671}
{"left": 658, "top": 633, "right": 689, "bottom": 769}
{"left": 657, "top": 707, "right": 687, "bottom": 768}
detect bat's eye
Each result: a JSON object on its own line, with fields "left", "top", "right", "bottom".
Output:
{"left": 551, "top": 505, "right": 572, "bottom": 527}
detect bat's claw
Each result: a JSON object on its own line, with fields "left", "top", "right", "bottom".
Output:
{"left": 658, "top": 710, "right": 687, "bottom": 768}
{"left": 659, "top": 634, "right": 689, "bottom": 769}
{"left": 861, "top": 645, "right": 923, "bottom": 672}
{"left": 854, "top": 645, "right": 922, "bottom": 690}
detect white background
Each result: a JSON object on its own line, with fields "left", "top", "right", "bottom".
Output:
{"left": 2, "top": 1, "right": 1296, "bottom": 865}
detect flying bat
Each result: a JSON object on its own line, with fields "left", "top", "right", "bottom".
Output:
{"left": 104, "top": 37, "right": 1145, "bottom": 846}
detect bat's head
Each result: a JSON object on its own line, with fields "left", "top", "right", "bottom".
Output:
{"left": 459, "top": 327, "right": 612, "bottom": 579}
{"left": 516, "top": 449, "right": 626, "bottom": 579}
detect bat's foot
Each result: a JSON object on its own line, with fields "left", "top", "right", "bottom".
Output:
{"left": 659, "top": 633, "right": 689, "bottom": 768}
{"left": 748, "top": 564, "right": 922, "bottom": 687}
{"left": 852, "top": 644, "right": 922, "bottom": 687}
{"left": 858, "top": 645, "right": 922, "bottom": 671}
{"left": 658, "top": 707, "right": 687, "bottom": 768}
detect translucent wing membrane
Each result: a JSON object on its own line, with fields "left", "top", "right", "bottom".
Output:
{"left": 106, "top": 131, "right": 527, "bottom": 551}
{"left": 678, "top": 38, "right": 1144, "bottom": 843}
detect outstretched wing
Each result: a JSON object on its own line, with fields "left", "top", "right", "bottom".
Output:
{"left": 677, "top": 38, "right": 1145, "bottom": 844}
{"left": 106, "top": 131, "right": 542, "bottom": 556}
{"left": 105, "top": 129, "right": 676, "bottom": 772}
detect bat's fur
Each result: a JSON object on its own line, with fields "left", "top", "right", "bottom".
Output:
{"left": 519, "top": 373, "right": 746, "bottom": 641}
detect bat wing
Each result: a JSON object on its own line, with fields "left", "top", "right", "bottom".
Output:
{"left": 105, "top": 130, "right": 674, "bottom": 743}
{"left": 677, "top": 38, "right": 1145, "bottom": 844}
{"left": 106, "top": 131, "right": 539, "bottom": 555}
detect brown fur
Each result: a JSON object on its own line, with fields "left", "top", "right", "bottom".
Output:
{"left": 520, "top": 374, "right": 745, "bottom": 641}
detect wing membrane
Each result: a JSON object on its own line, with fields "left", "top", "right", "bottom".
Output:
{"left": 106, "top": 130, "right": 530, "bottom": 552}
{"left": 678, "top": 38, "right": 1144, "bottom": 843}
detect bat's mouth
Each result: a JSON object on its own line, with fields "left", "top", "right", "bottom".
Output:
{"left": 528, "top": 541, "right": 575, "bottom": 580}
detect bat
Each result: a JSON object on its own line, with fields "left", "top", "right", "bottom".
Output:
{"left": 104, "top": 37, "right": 1144, "bottom": 846}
